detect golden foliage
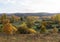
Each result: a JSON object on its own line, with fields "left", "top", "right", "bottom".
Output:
{"left": 26, "top": 16, "right": 38, "bottom": 28}
{"left": 28, "top": 28, "right": 37, "bottom": 34}
{"left": 52, "top": 27, "right": 58, "bottom": 33}
{"left": 18, "top": 22, "right": 37, "bottom": 34}
{"left": 41, "top": 21, "right": 47, "bottom": 26}
{"left": 40, "top": 24, "right": 48, "bottom": 33}
{"left": 2, "top": 19, "right": 17, "bottom": 35}
{"left": 2, "top": 19, "right": 10, "bottom": 24}
{"left": 1, "top": 14, "right": 8, "bottom": 23}
{"left": 20, "top": 22, "right": 27, "bottom": 28}
{"left": 52, "top": 14, "right": 60, "bottom": 22}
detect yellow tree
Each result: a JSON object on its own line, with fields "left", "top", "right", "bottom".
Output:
{"left": 18, "top": 22, "right": 37, "bottom": 34}
{"left": 56, "top": 14, "right": 60, "bottom": 21}
{"left": 26, "top": 16, "right": 39, "bottom": 28}
{"left": 53, "top": 14, "right": 60, "bottom": 22}
{"left": 2, "top": 19, "right": 17, "bottom": 35}
{"left": 0, "top": 13, "right": 8, "bottom": 23}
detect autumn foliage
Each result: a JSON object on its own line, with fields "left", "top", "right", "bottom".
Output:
{"left": 2, "top": 19, "right": 17, "bottom": 35}
{"left": 52, "top": 27, "right": 58, "bottom": 33}
{"left": 0, "top": 13, "right": 59, "bottom": 35}
{"left": 18, "top": 22, "right": 37, "bottom": 34}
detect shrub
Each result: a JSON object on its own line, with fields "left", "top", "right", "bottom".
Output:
{"left": 2, "top": 19, "right": 17, "bottom": 35}
{"left": 40, "top": 24, "right": 48, "bottom": 34}
{"left": 18, "top": 27, "right": 37, "bottom": 34}
{"left": 52, "top": 27, "right": 58, "bottom": 33}
{"left": 17, "top": 22, "right": 37, "bottom": 34}
{"left": 27, "top": 28, "right": 37, "bottom": 34}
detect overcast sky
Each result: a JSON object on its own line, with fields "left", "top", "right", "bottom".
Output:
{"left": 0, "top": 0, "right": 60, "bottom": 13}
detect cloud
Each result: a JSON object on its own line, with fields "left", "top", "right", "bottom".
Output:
{"left": 0, "top": 0, "right": 60, "bottom": 13}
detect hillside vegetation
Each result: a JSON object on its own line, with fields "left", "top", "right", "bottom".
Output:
{"left": 0, "top": 13, "right": 60, "bottom": 42}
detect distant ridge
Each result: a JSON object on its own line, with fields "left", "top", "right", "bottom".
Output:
{"left": 14, "top": 13, "right": 55, "bottom": 16}
{"left": 0, "top": 12, "right": 58, "bottom": 16}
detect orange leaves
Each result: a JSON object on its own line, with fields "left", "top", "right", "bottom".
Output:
{"left": 2, "top": 19, "right": 17, "bottom": 35}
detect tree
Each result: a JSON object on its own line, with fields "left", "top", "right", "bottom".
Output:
{"left": 18, "top": 22, "right": 37, "bottom": 34}
{"left": 0, "top": 13, "right": 8, "bottom": 23}
{"left": 26, "top": 16, "right": 39, "bottom": 28}
{"left": 53, "top": 14, "right": 60, "bottom": 22}
{"left": 11, "top": 15, "right": 20, "bottom": 23}
{"left": 18, "top": 22, "right": 29, "bottom": 34}
{"left": 51, "top": 15, "right": 56, "bottom": 21}
{"left": 2, "top": 19, "right": 17, "bottom": 35}
{"left": 52, "top": 27, "right": 58, "bottom": 34}
{"left": 40, "top": 24, "right": 48, "bottom": 34}
{"left": 41, "top": 21, "right": 47, "bottom": 26}
{"left": 56, "top": 14, "right": 60, "bottom": 21}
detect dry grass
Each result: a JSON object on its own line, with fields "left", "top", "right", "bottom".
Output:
{"left": 0, "top": 33, "right": 60, "bottom": 42}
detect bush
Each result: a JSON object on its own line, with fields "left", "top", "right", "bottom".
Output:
{"left": 17, "top": 22, "right": 37, "bottom": 34}
{"left": 40, "top": 25, "right": 48, "bottom": 34}
{"left": 18, "top": 26, "right": 37, "bottom": 34}
{"left": 27, "top": 28, "right": 37, "bottom": 34}
{"left": 2, "top": 19, "right": 17, "bottom": 35}
{"left": 52, "top": 27, "right": 58, "bottom": 33}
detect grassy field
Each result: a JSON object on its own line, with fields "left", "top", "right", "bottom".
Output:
{"left": 0, "top": 33, "right": 60, "bottom": 42}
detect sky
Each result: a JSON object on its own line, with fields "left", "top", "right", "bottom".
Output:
{"left": 0, "top": 0, "right": 60, "bottom": 13}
